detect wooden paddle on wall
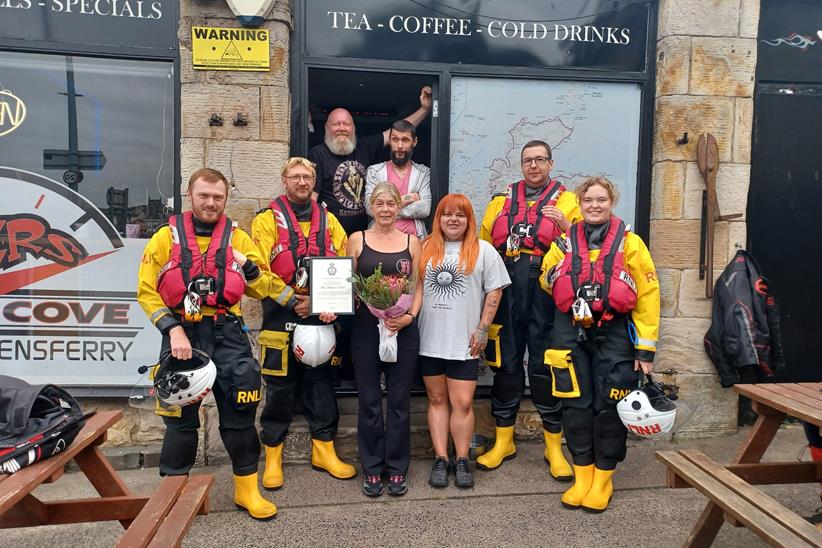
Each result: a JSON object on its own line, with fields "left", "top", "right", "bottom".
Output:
{"left": 697, "top": 133, "right": 742, "bottom": 298}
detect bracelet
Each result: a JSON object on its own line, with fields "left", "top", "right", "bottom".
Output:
{"left": 406, "top": 312, "right": 416, "bottom": 320}
{"left": 477, "top": 325, "right": 488, "bottom": 333}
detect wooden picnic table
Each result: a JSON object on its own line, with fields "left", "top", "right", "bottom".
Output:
{"left": 658, "top": 382, "right": 822, "bottom": 547}
{"left": 0, "top": 409, "right": 213, "bottom": 547}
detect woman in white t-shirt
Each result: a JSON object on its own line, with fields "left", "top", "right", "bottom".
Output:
{"left": 417, "top": 194, "right": 511, "bottom": 489}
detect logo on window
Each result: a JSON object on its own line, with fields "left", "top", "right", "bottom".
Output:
{"left": 0, "top": 90, "right": 26, "bottom": 138}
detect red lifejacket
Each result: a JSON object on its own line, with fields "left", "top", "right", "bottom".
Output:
{"left": 550, "top": 217, "right": 638, "bottom": 315}
{"left": 268, "top": 197, "right": 336, "bottom": 285}
{"left": 490, "top": 179, "right": 565, "bottom": 256}
{"left": 156, "top": 211, "right": 247, "bottom": 308}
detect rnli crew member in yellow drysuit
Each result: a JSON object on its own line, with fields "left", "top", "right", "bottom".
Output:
{"left": 251, "top": 157, "right": 355, "bottom": 490}
{"left": 138, "top": 168, "right": 292, "bottom": 521}
{"left": 540, "top": 176, "right": 659, "bottom": 513}
{"left": 477, "top": 140, "right": 581, "bottom": 481}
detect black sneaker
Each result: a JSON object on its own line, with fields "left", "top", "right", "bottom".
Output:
{"left": 387, "top": 474, "right": 408, "bottom": 496}
{"left": 363, "top": 475, "right": 383, "bottom": 497}
{"left": 429, "top": 457, "right": 450, "bottom": 488}
{"left": 454, "top": 457, "right": 474, "bottom": 488}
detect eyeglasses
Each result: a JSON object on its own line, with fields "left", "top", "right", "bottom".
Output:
{"left": 581, "top": 197, "right": 611, "bottom": 206}
{"left": 285, "top": 174, "right": 315, "bottom": 182}
{"left": 521, "top": 156, "right": 551, "bottom": 167}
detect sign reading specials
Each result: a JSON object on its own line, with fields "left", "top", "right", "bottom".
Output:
{"left": 192, "top": 26, "right": 270, "bottom": 71}
{"left": 0, "top": 90, "right": 26, "bottom": 138}
{"left": 0, "top": 167, "right": 160, "bottom": 387}
{"left": 0, "top": 0, "right": 177, "bottom": 53}
{"left": 302, "top": 0, "right": 652, "bottom": 73}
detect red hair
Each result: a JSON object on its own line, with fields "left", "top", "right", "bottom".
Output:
{"left": 419, "top": 194, "right": 479, "bottom": 277}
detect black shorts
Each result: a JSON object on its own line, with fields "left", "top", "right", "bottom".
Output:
{"left": 418, "top": 356, "right": 479, "bottom": 381}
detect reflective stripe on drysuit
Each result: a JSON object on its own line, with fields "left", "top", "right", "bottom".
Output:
{"left": 479, "top": 186, "right": 582, "bottom": 431}
{"left": 251, "top": 203, "right": 349, "bottom": 446}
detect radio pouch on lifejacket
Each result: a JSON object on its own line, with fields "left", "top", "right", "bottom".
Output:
{"left": 0, "top": 376, "right": 87, "bottom": 474}
{"left": 269, "top": 197, "right": 335, "bottom": 289}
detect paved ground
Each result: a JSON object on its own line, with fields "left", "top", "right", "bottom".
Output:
{"left": 5, "top": 424, "right": 820, "bottom": 547}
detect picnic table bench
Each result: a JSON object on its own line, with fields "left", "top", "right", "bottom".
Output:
{"left": 657, "top": 382, "right": 822, "bottom": 547}
{"left": 0, "top": 409, "right": 214, "bottom": 548}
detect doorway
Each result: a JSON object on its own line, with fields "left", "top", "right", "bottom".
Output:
{"left": 748, "top": 85, "right": 822, "bottom": 382}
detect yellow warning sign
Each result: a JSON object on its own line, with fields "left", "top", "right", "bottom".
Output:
{"left": 191, "top": 26, "right": 270, "bottom": 71}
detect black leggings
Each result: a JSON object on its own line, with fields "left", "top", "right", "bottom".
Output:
{"left": 351, "top": 309, "right": 419, "bottom": 477}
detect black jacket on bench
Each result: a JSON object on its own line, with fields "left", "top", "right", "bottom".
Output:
{"left": 0, "top": 375, "right": 86, "bottom": 473}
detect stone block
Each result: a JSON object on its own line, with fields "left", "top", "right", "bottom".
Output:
{"left": 733, "top": 97, "right": 753, "bottom": 163}
{"left": 204, "top": 140, "right": 289, "bottom": 200}
{"left": 180, "top": 138, "right": 206, "bottom": 181}
{"left": 103, "top": 447, "right": 142, "bottom": 470}
{"left": 649, "top": 220, "right": 728, "bottom": 269}
{"left": 653, "top": 96, "right": 735, "bottom": 162}
{"left": 656, "top": 317, "right": 714, "bottom": 375}
{"left": 241, "top": 297, "right": 264, "bottom": 331}
{"left": 683, "top": 162, "right": 749, "bottom": 221}
{"left": 678, "top": 269, "right": 713, "bottom": 318}
{"left": 81, "top": 401, "right": 137, "bottom": 446}
{"left": 225, "top": 197, "right": 265, "bottom": 231}
{"left": 260, "top": 86, "right": 291, "bottom": 143}
{"left": 739, "top": 0, "right": 760, "bottom": 38}
{"left": 669, "top": 373, "right": 738, "bottom": 439}
{"left": 690, "top": 38, "right": 756, "bottom": 97}
{"left": 657, "top": 268, "right": 681, "bottom": 318}
{"left": 727, "top": 220, "right": 746, "bottom": 258}
{"left": 134, "top": 409, "right": 167, "bottom": 444}
{"left": 179, "top": 46, "right": 202, "bottom": 85}
{"left": 181, "top": 84, "right": 260, "bottom": 140}
{"left": 658, "top": 0, "right": 740, "bottom": 39}
{"left": 651, "top": 160, "right": 684, "bottom": 220}
{"left": 656, "top": 36, "right": 690, "bottom": 97}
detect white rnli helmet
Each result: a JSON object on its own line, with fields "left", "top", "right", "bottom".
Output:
{"left": 292, "top": 324, "right": 336, "bottom": 367}
{"left": 153, "top": 349, "right": 217, "bottom": 407}
{"left": 617, "top": 376, "right": 677, "bottom": 438}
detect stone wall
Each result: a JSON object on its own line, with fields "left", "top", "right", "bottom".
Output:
{"left": 651, "top": 0, "right": 759, "bottom": 437}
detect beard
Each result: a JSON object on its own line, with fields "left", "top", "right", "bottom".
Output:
{"left": 390, "top": 147, "right": 413, "bottom": 167}
{"left": 325, "top": 132, "right": 357, "bottom": 156}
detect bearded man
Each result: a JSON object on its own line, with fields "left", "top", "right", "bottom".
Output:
{"left": 308, "top": 86, "right": 432, "bottom": 236}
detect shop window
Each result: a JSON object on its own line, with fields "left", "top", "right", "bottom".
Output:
{"left": 0, "top": 52, "right": 174, "bottom": 238}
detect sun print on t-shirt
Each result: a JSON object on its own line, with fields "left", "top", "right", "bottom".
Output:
{"left": 424, "top": 259, "right": 467, "bottom": 301}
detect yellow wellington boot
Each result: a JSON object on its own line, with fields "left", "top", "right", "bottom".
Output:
{"left": 476, "top": 426, "right": 516, "bottom": 471}
{"left": 580, "top": 467, "right": 615, "bottom": 513}
{"left": 311, "top": 439, "right": 357, "bottom": 479}
{"left": 560, "top": 464, "right": 594, "bottom": 509}
{"left": 233, "top": 473, "right": 277, "bottom": 521}
{"left": 543, "top": 431, "right": 573, "bottom": 482}
{"left": 262, "top": 444, "right": 284, "bottom": 490}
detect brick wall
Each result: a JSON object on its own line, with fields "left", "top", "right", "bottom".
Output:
{"left": 651, "top": 0, "right": 759, "bottom": 437}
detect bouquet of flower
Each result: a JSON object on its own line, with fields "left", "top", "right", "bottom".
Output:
{"left": 350, "top": 264, "right": 414, "bottom": 362}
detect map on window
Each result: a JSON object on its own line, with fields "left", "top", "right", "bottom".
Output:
{"left": 449, "top": 77, "right": 642, "bottom": 226}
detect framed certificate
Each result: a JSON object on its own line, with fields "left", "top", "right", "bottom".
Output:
{"left": 309, "top": 256, "right": 355, "bottom": 315}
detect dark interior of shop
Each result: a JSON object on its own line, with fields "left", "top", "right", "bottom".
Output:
{"left": 307, "top": 68, "right": 434, "bottom": 167}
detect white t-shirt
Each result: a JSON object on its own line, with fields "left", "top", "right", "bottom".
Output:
{"left": 418, "top": 239, "right": 511, "bottom": 361}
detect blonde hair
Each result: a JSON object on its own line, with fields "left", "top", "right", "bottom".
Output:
{"left": 281, "top": 156, "right": 317, "bottom": 178}
{"left": 575, "top": 176, "right": 619, "bottom": 206}
{"left": 369, "top": 181, "right": 402, "bottom": 207}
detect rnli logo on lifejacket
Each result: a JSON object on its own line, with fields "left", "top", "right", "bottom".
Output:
{"left": 0, "top": 90, "right": 26, "bottom": 138}
{"left": 236, "top": 389, "right": 261, "bottom": 404}
{"left": 618, "top": 270, "right": 637, "bottom": 293}
{"left": 224, "top": 0, "right": 277, "bottom": 28}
